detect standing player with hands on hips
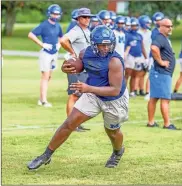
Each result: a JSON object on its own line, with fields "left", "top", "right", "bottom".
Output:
{"left": 27, "top": 25, "right": 129, "bottom": 170}
{"left": 28, "top": 4, "right": 63, "bottom": 107}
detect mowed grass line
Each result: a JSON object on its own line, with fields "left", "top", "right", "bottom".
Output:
{"left": 2, "top": 57, "right": 182, "bottom": 184}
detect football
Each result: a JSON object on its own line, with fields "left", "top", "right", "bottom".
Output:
{"left": 64, "top": 57, "right": 84, "bottom": 73}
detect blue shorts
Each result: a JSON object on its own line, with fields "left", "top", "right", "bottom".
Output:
{"left": 67, "top": 72, "right": 88, "bottom": 95}
{"left": 149, "top": 67, "right": 172, "bottom": 100}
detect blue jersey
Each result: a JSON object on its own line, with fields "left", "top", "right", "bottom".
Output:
{"left": 126, "top": 31, "right": 143, "bottom": 57}
{"left": 151, "top": 27, "right": 160, "bottom": 41}
{"left": 152, "top": 33, "right": 176, "bottom": 76}
{"left": 179, "top": 51, "right": 182, "bottom": 58}
{"left": 149, "top": 27, "right": 160, "bottom": 57}
{"left": 31, "top": 20, "right": 63, "bottom": 54}
{"left": 82, "top": 46, "right": 126, "bottom": 101}
{"left": 66, "top": 21, "right": 77, "bottom": 33}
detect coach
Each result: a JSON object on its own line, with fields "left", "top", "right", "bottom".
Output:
{"left": 147, "top": 18, "right": 179, "bottom": 130}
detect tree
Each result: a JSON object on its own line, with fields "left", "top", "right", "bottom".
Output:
{"left": 2, "top": 1, "right": 20, "bottom": 36}
{"left": 128, "top": 1, "right": 182, "bottom": 25}
{"left": 1, "top": 0, "right": 107, "bottom": 36}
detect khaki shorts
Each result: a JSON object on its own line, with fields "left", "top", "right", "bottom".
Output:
{"left": 125, "top": 54, "right": 144, "bottom": 70}
{"left": 74, "top": 89, "right": 129, "bottom": 130}
{"left": 38, "top": 50, "right": 58, "bottom": 72}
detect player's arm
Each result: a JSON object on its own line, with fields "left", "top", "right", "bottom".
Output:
{"left": 70, "top": 57, "right": 123, "bottom": 96}
{"left": 28, "top": 32, "right": 43, "bottom": 48}
{"left": 60, "top": 35, "right": 76, "bottom": 57}
{"left": 28, "top": 32, "right": 53, "bottom": 51}
{"left": 124, "top": 46, "right": 131, "bottom": 60}
{"left": 142, "top": 41, "right": 147, "bottom": 59}
{"left": 151, "top": 45, "right": 169, "bottom": 67}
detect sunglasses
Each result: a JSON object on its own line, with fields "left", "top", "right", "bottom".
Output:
{"left": 81, "top": 16, "right": 91, "bottom": 19}
{"left": 162, "top": 25, "right": 173, "bottom": 28}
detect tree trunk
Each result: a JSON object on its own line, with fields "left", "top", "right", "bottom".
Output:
{"left": 3, "top": 2, "right": 16, "bottom": 36}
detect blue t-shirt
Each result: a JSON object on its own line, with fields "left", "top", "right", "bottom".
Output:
{"left": 151, "top": 27, "right": 160, "bottom": 41}
{"left": 152, "top": 33, "right": 176, "bottom": 76}
{"left": 179, "top": 51, "right": 182, "bottom": 58}
{"left": 82, "top": 46, "right": 126, "bottom": 101}
{"left": 66, "top": 21, "right": 77, "bottom": 33}
{"left": 31, "top": 20, "right": 63, "bottom": 54}
{"left": 149, "top": 27, "right": 160, "bottom": 57}
{"left": 126, "top": 31, "right": 143, "bottom": 57}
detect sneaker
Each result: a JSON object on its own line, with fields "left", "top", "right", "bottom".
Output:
{"left": 37, "top": 100, "right": 43, "bottom": 106}
{"left": 42, "top": 102, "right": 52, "bottom": 107}
{"left": 144, "top": 93, "right": 150, "bottom": 101}
{"left": 27, "top": 154, "right": 51, "bottom": 170}
{"left": 75, "top": 127, "right": 86, "bottom": 132}
{"left": 134, "top": 90, "right": 139, "bottom": 96}
{"left": 78, "top": 125, "right": 90, "bottom": 131}
{"left": 139, "top": 90, "right": 145, "bottom": 96}
{"left": 37, "top": 100, "right": 52, "bottom": 107}
{"left": 163, "top": 124, "right": 181, "bottom": 130}
{"left": 129, "top": 92, "right": 136, "bottom": 98}
{"left": 147, "top": 122, "right": 159, "bottom": 127}
{"left": 105, "top": 146, "right": 125, "bottom": 168}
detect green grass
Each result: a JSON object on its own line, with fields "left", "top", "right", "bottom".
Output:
{"left": 2, "top": 56, "right": 182, "bottom": 184}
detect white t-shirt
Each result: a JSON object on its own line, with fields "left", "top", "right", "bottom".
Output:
{"left": 64, "top": 25, "right": 90, "bottom": 56}
{"left": 113, "top": 30, "right": 125, "bottom": 59}
{"left": 138, "top": 29, "right": 152, "bottom": 58}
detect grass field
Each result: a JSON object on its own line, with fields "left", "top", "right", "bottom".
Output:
{"left": 2, "top": 56, "right": 182, "bottom": 185}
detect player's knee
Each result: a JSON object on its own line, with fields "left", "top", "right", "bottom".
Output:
{"left": 63, "top": 119, "right": 76, "bottom": 131}
{"left": 106, "top": 127, "right": 121, "bottom": 139}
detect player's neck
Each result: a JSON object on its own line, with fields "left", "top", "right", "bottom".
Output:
{"left": 48, "top": 19, "right": 56, "bottom": 25}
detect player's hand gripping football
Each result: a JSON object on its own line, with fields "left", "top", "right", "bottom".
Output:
{"left": 70, "top": 81, "right": 90, "bottom": 93}
{"left": 61, "top": 63, "right": 76, "bottom": 74}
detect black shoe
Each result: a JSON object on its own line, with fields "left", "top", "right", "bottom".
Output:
{"left": 163, "top": 124, "right": 181, "bottom": 130}
{"left": 147, "top": 122, "right": 159, "bottom": 128}
{"left": 139, "top": 90, "right": 145, "bottom": 96}
{"left": 105, "top": 146, "right": 125, "bottom": 168}
{"left": 78, "top": 125, "right": 90, "bottom": 131}
{"left": 134, "top": 90, "right": 139, "bottom": 96}
{"left": 75, "top": 127, "right": 86, "bottom": 132}
{"left": 27, "top": 154, "right": 51, "bottom": 170}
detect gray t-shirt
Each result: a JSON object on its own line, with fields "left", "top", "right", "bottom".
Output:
{"left": 152, "top": 33, "right": 176, "bottom": 76}
{"left": 64, "top": 25, "right": 90, "bottom": 56}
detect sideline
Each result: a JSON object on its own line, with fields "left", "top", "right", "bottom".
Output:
{"left": 2, "top": 50, "right": 65, "bottom": 59}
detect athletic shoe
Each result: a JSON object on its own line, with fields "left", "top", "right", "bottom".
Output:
{"left": 105, "top": 146, "right": 125, "bottom": 168}
{"left": 37, "top": 100, "right": 52, "bottom": 107}
{"left": 147, "top": 122, "right": 159, "bottom": 127}
{"left": 129, "top": 92, "right": 136, "bottom": 98}
{"left": 163, "top": 124, "right": 181, "bottom": 130}
{"left": 144, "top": 93, "right": 150, "bottom": 101}
{"left": 27, "top": 154, "right": 51, "bottom": 170}
{"left": 75, "top": 127, "right": 86, "bottom": 132}
{"left": 78, "top": 125, "right": 90, "bottom": 130}
{"left": 139, "top": 90, "right": 145, "bottom": 96}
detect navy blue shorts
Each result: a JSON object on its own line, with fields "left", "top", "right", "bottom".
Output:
{"left": 149, "top": 67, "right": 172, "bottom": 100}
{"left": 67, "top": 72, "right": 88, "bottom": 95}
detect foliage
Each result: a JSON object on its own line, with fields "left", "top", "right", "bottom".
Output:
{"left": 129, "top": 1, "right": 182, "bottom": 25}
{"left": 1, "top": 0, "right": 108, "bottom": 23}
